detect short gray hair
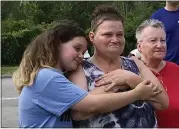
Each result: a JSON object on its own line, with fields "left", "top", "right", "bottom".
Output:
{"left": 136, "top": 19, "right": 165, "bottom": 41}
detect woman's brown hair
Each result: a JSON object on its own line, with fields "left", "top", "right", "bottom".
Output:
{"left": 12, "top": 21, "right": 86, "bottom": 94}
{"left": 91, "top": 4, "right": 124, "bottom": 32}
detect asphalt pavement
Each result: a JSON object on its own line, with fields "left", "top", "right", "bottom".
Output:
{"left": 1, "top": 77, "right": 19, "bottom": 128}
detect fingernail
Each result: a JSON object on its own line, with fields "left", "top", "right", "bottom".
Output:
{"left": 94, "top": 84, "right": 98, "bottom": 86}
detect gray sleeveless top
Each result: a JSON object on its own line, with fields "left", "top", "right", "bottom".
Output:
{"left": 73, "top": 56, "right": 157, "bottom": 128}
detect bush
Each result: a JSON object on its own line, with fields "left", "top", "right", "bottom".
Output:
{"left": 1, "top": 23, "right": 53, "bottom": 65}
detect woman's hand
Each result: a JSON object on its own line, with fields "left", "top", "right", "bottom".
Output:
{"left": 134, "top": 80, "right": 162, "bottom": 100}
{"left": 95, "top": 69, "right": 128, "bottom": 86}
{"left": 95, "top": 69, "right": 144, "bottom": 91}
{"left": 95, "top": 69, "right": 129, "bottom": 91}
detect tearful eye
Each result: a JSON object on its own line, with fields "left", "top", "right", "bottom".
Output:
{"left": 104, "top": 33, "right": 112, "bottom": 36}
{"left": 74, "top": 46, "right": 80, "bottom": 52}
{"left": 117, "top": 33, "right": 123, "bottom": 37}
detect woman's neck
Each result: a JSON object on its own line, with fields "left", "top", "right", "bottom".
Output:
{"left": 141, "top": 56, "right": 165, "bottom": 73}
{"left": 91, "top": 53, "right": 121, "bottom": 73}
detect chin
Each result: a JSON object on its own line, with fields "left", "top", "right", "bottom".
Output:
{"left": 110, "top": 51, "right": 122, "bottom": 56}
{"left": 154, "top": 53, "right": 165, "bottom": 59}
{"left": 63, "top": 66, "right": 75, "bottom": 72}
{"left": 109, "top": 47, "right": 120, "bottom": 51}
{"left": 154, "top": 56, "right": 165, "bottom": 60}
{"left": 70, "top": 65, "right": 78, "bottom": 72}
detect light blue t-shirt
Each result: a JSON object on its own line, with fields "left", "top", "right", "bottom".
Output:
{"left": 19, "top": 68, "right": 88, "bottom": 128}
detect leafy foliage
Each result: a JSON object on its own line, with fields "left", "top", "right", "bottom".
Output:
{"left": 1, "top": 1, "right": 165, "bottom": 65}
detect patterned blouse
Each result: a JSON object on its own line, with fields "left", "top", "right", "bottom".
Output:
{"left": 73, "top": 56, "right": 157, "bottom": 128}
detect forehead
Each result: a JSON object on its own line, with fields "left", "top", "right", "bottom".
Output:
{"left": 65, "top": 36, "right": 87, "bottom": 48}
{"left": 141, "top": 26, "right": 166, "bottom": 39}
{"left": 97, "top": 20, "right": 124, "bottom": 33}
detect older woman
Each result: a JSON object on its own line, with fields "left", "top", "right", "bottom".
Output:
{"left": 136, "top": 19, "right": 179, "bottom": 128}
{"left": 69, "top": 5, "right": 168, "bottom": 128}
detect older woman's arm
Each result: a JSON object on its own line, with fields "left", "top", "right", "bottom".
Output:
{"left": 131, "top": 56, "right": 169, "bottom": 110}
{"left": 68, "top": 65, "right": 115, "bottom": 94}
{"left": 68, "top": 65, "right": 127, "bottom": 120}
{"left": 68, "top": 65, "right": 156, "bottom": 120}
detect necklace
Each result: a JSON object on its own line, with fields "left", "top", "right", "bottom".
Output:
{"left": 141, "top": 60, "right": 168, "bottom": 92}
{"left": 153, "top": 72, "right": 168, "bottom": 92}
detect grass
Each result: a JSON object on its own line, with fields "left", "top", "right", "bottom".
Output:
{"left": 1, "top": 66, "right": 18, "bottom": 75}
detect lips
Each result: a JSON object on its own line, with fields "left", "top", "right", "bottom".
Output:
{"left": 154, "top": 49, "right": 165, "bottom": 52}
{"left": 109, "top": 44, "right": 120, "bottom": 48}
{"left": 154, "top": 51, "right": 166, "bottom": 56}
{"left": 110, "top": 45, "right": 119, "bottom": 47}
{"left": 154, "top": 51, "right": 165, "bottom": 53}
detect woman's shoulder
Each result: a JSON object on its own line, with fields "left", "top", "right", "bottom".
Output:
{"left": 82, "top": 58, "right": 95, "bottom": 69}
{"left": 166, "top": 61, "right": 179, "bottom": 67}
{"left": 165, "top": 61, "right": 179, "bottom": 70}
{"left": 121, "top": 56, "right": 138, "bottom": 67}
{"left": 121, "top": 56, "right": 133, "bottom": 61}
{"left": 121, "top": 56, "right": 139, "bottom": 74}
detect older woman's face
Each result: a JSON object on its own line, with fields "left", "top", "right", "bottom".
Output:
{"left": 138, "top": 26, "right": 166, "bottom": 60}
{"left": 89, "top": 20, "right": 125, "bottom": 57}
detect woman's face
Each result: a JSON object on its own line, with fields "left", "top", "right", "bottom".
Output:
{"left": 59, "top": 36, "right": 87, "bottom": 72}
{"left": 89, "top": 20, "right": 125, "bottom": 58}
{"left": 138, "top": 26, "right": 166, "bottom": 61}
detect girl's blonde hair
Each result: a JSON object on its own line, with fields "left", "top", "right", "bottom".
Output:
{"left": 12, "top": 21, "right": 86, "bottom": 94}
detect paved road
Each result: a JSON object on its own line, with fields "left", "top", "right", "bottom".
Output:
{"left": 1, "top": 78, "right": 19, "bottom": 128}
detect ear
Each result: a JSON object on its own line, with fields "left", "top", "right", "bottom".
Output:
{"left": 89, "top": 31, "right": 95, "bottom": 44}
{"left": 137, "top": 42, "right": 142, "bottom": 53}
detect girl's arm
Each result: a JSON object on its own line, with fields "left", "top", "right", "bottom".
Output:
{"left": 68, "top": 65, "right": 157, "bottom": 120}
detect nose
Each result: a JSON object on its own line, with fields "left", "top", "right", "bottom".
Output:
{"left": 111, "top": 35, "right": 119, "bottom": 44}
{"left": 156, "top": 40, "right": 164, "bottom": 48}
{"left": 78, "top": 53, "right": 84, "bottom": 59}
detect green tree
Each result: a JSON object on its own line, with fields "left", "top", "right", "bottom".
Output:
{"left": 1, "top": 1, "right": 165, "bottom": 65}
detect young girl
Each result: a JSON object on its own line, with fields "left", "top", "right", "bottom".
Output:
{"left": 13, "top": 21, "right": 160, "bottom": 128}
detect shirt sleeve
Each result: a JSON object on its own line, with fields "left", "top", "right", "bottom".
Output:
{"left": 36, "top": 73, "right": 88, "bottom": 116}
{"left": 150, "top": 13, "right": 155, "bottom": 19}
{"left": 150, "top": 12, "right": 159, "bottom": 19}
